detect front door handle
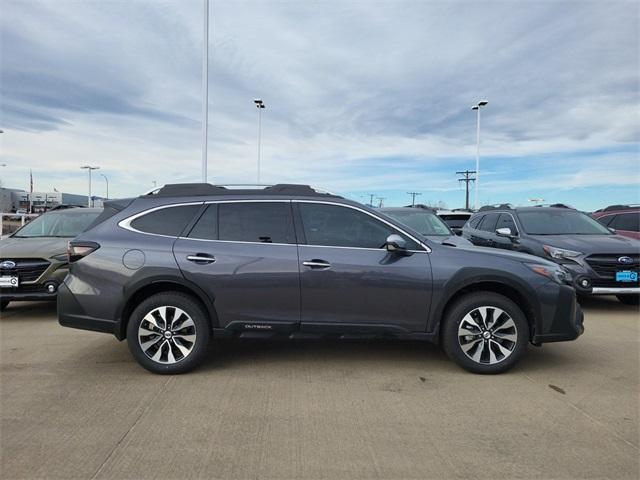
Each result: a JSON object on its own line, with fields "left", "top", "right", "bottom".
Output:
{"left": 302, "top": 260, "right": 331, "bottom": 269}
{"left": 186, "top": 254, "right": 216, "bottom": 264}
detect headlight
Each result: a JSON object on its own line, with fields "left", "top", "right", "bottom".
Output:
{"left": 525, "top": 263, "right": 572, "bottom": 285}
{"left": 543, "top": 245, "right": 582, "bottom": 260}
{"left": 50, "top": 253, "right": 68, "bottom": 262}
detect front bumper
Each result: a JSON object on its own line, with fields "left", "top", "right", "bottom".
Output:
{"left": 531, "top": 283, "right": 584, "bottom": 344}
{"left": 57, "top": 282, "right": 118, "bottom": 336}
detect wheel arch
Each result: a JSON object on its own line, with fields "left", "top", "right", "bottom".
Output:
{"left": 115, "top": 277, "right": 219, "bottom": 340}
{"left": 432, "top": 274, "right": 540, "bottom": 342}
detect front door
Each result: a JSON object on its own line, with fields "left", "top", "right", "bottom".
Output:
{"left": 295, "top": 201, "right": 432, "bottom": 333}
{"left": 173, "top": 201, "right": 300, "bottom": 331}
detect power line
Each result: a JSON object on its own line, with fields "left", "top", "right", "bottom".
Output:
{"left": 407, "top": 192, "right": 422, "bottom": 206}
{"left": 456, "top": 170, "right": 476, "bottom": 210}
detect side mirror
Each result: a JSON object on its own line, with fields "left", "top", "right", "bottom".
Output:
{"left": 496, "top": 227, "right": 514, "bottom": 238}
{"left": 385, "top": 234, "right": 407, "bottom": 253}
{"left": 609, "top": 227, "right": 616, "bottom": 233}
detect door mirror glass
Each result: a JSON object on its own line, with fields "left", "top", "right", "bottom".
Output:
{"left": 495, "top": 227, "right": 513, "bottom": 237}
{"left": 385, "top": 234, "right": 407, "bottom": 252}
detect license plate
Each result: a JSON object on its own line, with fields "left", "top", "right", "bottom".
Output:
{"left": 0, "top": 276, "right": 19, "bottom": 288}
{"left": 616, "top": 271, "right": 638, "bottom": 282}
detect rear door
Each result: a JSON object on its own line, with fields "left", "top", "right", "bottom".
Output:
{"left": 173, "top": 201, "right": 301, "bottom": 331}
{"left": 295, "top": 201, "right": 432, "bottom": 333}
{"left": 472, "top": 213, "right": 499, "bottom": 247}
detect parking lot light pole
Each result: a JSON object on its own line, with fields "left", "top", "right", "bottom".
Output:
{"left": 100, "top": 173, "right": 109, "bottom": 200}
{"left": 201, "top": 0, "right": 209, "bottom": 183}
{"left": 254, "top": 99, "right": 265, "bottom": 184}
{"left": 81, "top": 165, "right": 99, "bottom": 207}
{"left": 471, "top": 100, "right": 488, "bottom": 210}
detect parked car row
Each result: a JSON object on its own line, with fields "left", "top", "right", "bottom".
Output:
{"left": 1, "top": 185, "right": 634, "bottom": 376}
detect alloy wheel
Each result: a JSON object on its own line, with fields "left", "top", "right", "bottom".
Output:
{"left": 138, "top": 306, "right": 197, "bottom": 364}
{"left": 457, "top": 306, "right": 518, "bottom": 365}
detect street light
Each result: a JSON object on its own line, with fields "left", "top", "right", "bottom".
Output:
{"left": 100, "top": 173, "right": 109, "bottom": 200}
{"left": 201, "top": 0, "right": 209, "bottom": 182}
{"left": 254, "top": 99, "right": 265, "bottom": 184}
{"left": 471, "top": 100, "right": 488, "bottom": 209}
{"left": 80, "top": 165, "right": 100, "bottom": 207}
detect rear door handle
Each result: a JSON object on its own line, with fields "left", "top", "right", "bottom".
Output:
{"left": 303, "top": 260, "right": 331, "bottom": 269}
{"left": 186, "top": 254, "right": 216, "bottom": 264}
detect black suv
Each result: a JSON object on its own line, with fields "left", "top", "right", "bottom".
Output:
{"left": 462, "top": 205, "right": 640, "bottom": 304}
{"left": 58, "top": 184, "right": 584, "bottom": 374}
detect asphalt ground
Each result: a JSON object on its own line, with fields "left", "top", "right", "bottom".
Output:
{"left": 1, "top": 297, "right": 638, "bottom": 479}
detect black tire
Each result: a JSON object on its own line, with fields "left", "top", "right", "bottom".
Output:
{"left": 126, "top": 292, "right": 211, "bottom": 374}
{"left": 442, "top": 292, "right": 529, "bottom": 374}
{"left": 616, "top": 294, "right": 640, "bottom": 306}
{"left": 0, "top": 300, "right": 9, "bottom": 312}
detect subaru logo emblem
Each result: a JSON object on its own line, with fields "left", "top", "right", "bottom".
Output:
{"left": 0, "top": 260, "right": 16, "bottom": 270}
{"left": 618, "top": 256, "right": 633, "bottom": 265}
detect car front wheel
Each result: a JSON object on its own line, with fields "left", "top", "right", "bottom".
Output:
{"left": 442, "top": 292, "right": 529, "bottom": 374}
{"left": 126, "top": 292, "right": 211, "bottom": 374}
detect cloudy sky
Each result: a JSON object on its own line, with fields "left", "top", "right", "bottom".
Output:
{"left": 1, "top": 0, "right": 639, "bottom": 210}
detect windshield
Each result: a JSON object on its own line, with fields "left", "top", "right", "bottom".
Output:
{"left": 385, "top": 210, "right": 452, "bottom": 236}
{"left": 518, "top": 210, "right": 612, "bottom": 235}
{"left": 13, "top": 210, "right": 101, "bottom": 238}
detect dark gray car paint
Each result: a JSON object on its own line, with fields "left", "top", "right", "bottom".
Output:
{"left": 58, "top": 193, "right": 583, "bottom": 346}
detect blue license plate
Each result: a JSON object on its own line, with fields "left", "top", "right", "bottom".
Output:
{"left": 616, "top": 271, "right": 638, "bottom": 282}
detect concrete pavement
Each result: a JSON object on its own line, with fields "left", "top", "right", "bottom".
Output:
{"left": 1, "top": 297, "right": 638, "bottom": 479}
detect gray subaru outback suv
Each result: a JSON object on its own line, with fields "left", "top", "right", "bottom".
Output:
{"left": 58, "top": 184, "right": 584, "bottom": 374}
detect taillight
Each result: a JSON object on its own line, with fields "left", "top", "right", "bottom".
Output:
{"left": 67, "top": 241, "right": 100, "bottom": 263}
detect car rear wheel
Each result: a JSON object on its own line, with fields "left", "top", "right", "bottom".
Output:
{"left": 0, "top": 300, "right": 9, "bottom": 311}
{"left": 126, "top": 292, "right": 211, "bottom": 374}
{"left": 616, "top": 294, "right": 640, "bottom": 306}
{"left": 442, "top": 292, "right": 529, "bottom": 374}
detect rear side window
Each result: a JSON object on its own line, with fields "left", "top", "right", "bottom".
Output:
{"left": 218, "top": 202, "right": 295, "bottom": 243}
{"left": 130, "top": 205, "right": 200, "bottom": 237}
{"left": 595, "top": 215, "right": 616, "bottom": 227}
{"left": 468, "top": 215, "right": 483, "bottom": 229}
{"left": 611, "top": 213, "right": 640, "bottom": 232}
{"left": 188, "top": 204, "right": 218, "bottom": 240}
{"left": 479, "top": 213, "right": 499, "bottom": 232}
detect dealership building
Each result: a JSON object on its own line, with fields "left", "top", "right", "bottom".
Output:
{"left": 0, "top": 187, "right": 100, "bottom": 213}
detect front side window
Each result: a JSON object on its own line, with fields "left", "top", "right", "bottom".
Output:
{"left": 130, "top": 205, "right": 201, "bottom": 237}
{"left": 610, "top": 212, "right": 640, "bottom": 232}
{"left": 479, "top": 213, "right": 499, "bottom": 233}
{"left": 299, "top": 203, "right": 419, "bottom": 249}
{"left": 517, "top": 210, "right": 612, "bottom": 235}
{"left": 13, "top": 210, "right": 101, "bottom": 238}
{"left": 496, "top": 213, "right": 518, "bottom": 234}
{"left": 218, "top": 202, "right": 295, "bottom": 243}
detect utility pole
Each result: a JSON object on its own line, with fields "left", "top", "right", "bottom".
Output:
{"left": 376, "top": 197, "right": 386, "bottom": 208}
{"left": 456, "top": 170, "right": 476, "bottom": 210}
{"left": 367, "top": 193, "right": 375, "bottom": 206}
{"left": 407, "top": 192, "right": 421, "bottom": 206}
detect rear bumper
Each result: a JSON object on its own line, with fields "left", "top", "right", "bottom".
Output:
{"left": 57, "top": 282, "right": 118, "bottom": 336}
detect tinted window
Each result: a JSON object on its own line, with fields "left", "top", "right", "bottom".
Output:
{"left": 188, "top": 204, "right": 218, "bottom": 240}
{"left": 611, "top": 213, "right": 640, "bottom": 232}
{"left": 468, "top": 215, "right": 483, "bottom": 229}
{"left": 218, "top": 202, "right": 295, "bottom": 243}
{"left": 131, "top": 205, "right": 200, "bottom": 237}
{"left": 383, "top": 210, "right": 451, "bottom": 236}
{"left": 518, "top": 210, "right": 611, "bottom": 235}
{"left": 496, "top": 213, "right": 518, "bottom": 234}
{"left": 300, "top": 203, "right": 419, "bottom": 249}
{"left": 479, "top": 213, "right": 499, "bottom": 232}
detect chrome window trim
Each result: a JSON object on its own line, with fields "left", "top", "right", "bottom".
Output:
{"left": 118, "top": 202, "right": 204, "bottom": 238}
{"left": 293, "top": 199, "right": 431, "bottom": 253}
{"left": 119, "top": 198, "right": 432, "bottom": 252}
